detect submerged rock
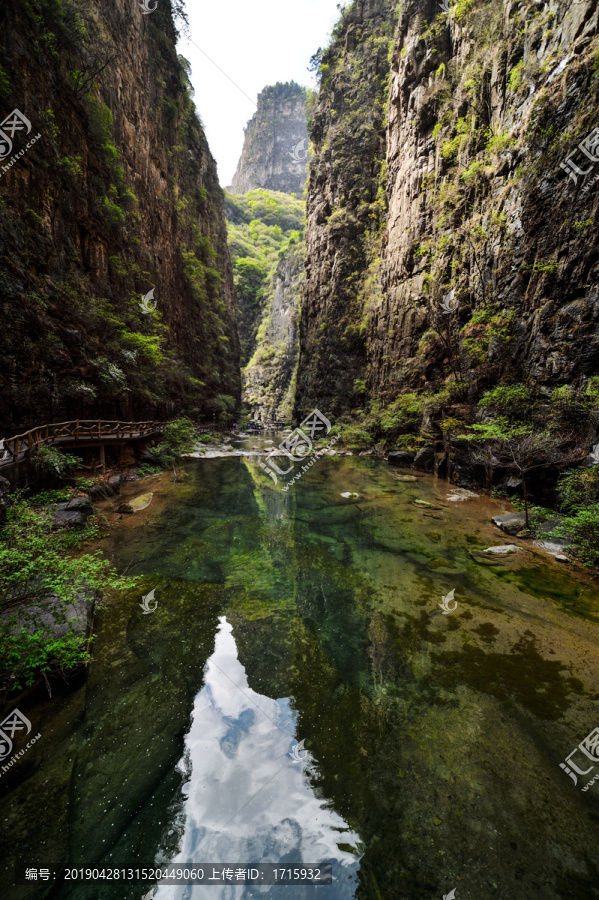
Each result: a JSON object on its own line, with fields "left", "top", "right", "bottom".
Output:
{"left": 447, "top": 488, "right": 479, "bottom": 502}
{"left": 483, "top": 544, "right": 520, "bottom": 555}
{"left": 118, "top": 492, "right": 153, "bottom": 514}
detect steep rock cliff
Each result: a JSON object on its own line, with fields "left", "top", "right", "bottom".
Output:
{"left": 295, "top": 0, "right": 399, "bottom": 420}
{"left": 296, "top": 0, "right": 599, "bottom": 435}
{"left": 243, "top": 241, "right": 303, "bottom": 422}
{"left": 377, "top": 0, "right": 599, "bottom": 400}
{"left": 225, "top": 188, "right": 304, "bottom": 368}
{"left": 231, "top": 82, "right": 309, "bottom": 196}
{"left": 0, "top": 0, "right": 240, "bottom": 432}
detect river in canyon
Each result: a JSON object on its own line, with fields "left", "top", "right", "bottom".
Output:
{"left": 2, "top": 434, "right": 599, "bottom": 900}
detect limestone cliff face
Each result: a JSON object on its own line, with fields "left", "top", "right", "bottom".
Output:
{"left": 296, "top": 0, "right": 599, "bottom": 425}
{"left": 376, "top": 0, "right": 599, "bottom": 398}
{"left": 231, "top": 82, "right": 309, "bottom": 196}
{"left": 0, "top": 0, "right": 240, "bottom": 432}
{"left": 243, "top": 242, "right": 303, "bottom": 422}
{"left": 295, "top": 0, "right": 399, "bottom": 419}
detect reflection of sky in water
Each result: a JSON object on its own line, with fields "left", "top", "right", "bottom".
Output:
{"left": 155, "top": 617, "right": 361, "bottom": 899}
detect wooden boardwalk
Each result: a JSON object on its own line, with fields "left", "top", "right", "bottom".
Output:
{"left": 0, "top": 420, "right": 167, "bottom": 471}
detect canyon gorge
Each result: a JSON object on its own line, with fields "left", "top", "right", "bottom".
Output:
{"left": 2, "top": 1, "right": 599, "bottom": 899}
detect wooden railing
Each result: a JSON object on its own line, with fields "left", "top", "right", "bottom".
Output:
{"left": 0, "top": 420, "right": 167, "bottom": 469}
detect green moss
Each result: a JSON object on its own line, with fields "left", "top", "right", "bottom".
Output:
{"left": 508, "top": 60, "right": 524, "bottom": 92}
{"left": 101, "top": 195, "right": 125, "bottom": 229}
{"left": 454, "top": 0, "right": 476, "bottom": 22}
{"left": 441, "top": 117, "right": 471, "bottom": 161}
{"left": 485, "top": 129, "right": 516, "bottom": 154}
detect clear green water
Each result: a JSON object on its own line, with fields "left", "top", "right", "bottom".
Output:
{"left": 3, "top": 448, "right": 599, "bottom": 899}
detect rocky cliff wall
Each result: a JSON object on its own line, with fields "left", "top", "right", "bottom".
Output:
{"left": 225, "top": 188, "right": 304, "bottom": 371}
{"left": 295, "top": 0, "right": 399, "bottom": 420}
{"left": 243, "top": 241, "right": 303, "bottom": 422}
{"left": 0, "top": 0, "right": 240, "bottom": 432}
{"left": 296, "top": 0, "right": 599, "bottom": 430}
{"left": 377, "top": 0, "right": 599, "bottom": 400}
{"left": 231, "top": 82, "right": 309, "bottom": 196}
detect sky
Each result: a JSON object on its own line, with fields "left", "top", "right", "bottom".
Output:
{"left": 177, "top": 0, "right": 344, "bottom": 187}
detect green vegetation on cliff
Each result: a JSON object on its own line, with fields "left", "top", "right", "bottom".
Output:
{"left": 225, "top": 189, "right": 304, "bottom": 365}
{"left": 0, "top": 0, "right": 240, "bottom": 432}
{"left": 295, "top": 0, "right": 599, "bottom": 562}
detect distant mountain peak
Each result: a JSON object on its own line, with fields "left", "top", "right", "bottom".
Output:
{"left": 231, "top": 81, "right": 309, "bottom": 196}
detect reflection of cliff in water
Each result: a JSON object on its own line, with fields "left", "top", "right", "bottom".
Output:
{"left": 156, "top": 617, "right": 361, "bottom": 899}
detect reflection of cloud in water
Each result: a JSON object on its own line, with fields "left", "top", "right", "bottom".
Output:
{"left": 155, "top": 617, "right": 360, "bottom": 899}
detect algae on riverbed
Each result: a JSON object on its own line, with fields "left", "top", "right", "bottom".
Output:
{"left": 2, "top": 451, "right": 599, "bottom": 899}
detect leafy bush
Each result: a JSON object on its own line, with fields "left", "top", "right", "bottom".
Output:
{"left": 477, "top": 384, "right": 531, "bottom": 420}
{"left": 485, "top": 130, "right": 516, "bottom": 154}
{"left": 149, "top": 418, "right": 198, "bottom": 471}
{"left": 31, "top": 446, "right": 80, "bottom": 477}
{"left": 137, "top": 463, "right": 163, "bottom": 477}
{"left": 508, "top": 61, "right": 524, "bottom": 92}
{"left": 331, "top": 424, "right": 376, "bottom": 449}
{"left": 379, "top": 394, "right": 426, "bottom": 433}
{"left": 556, "top": 505, "right": 599, "bottom": 566}
{"left": 557, "top": 467, "right": 599, "bottom": 513}
{"left": 461, "top": 309, "right": 515, "bottom": 365}
{"left": 30, "top": 488, "right": 71, "bottom": 504}
{"left": 0, "top": 500, "right": 134, "bottom": 694}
